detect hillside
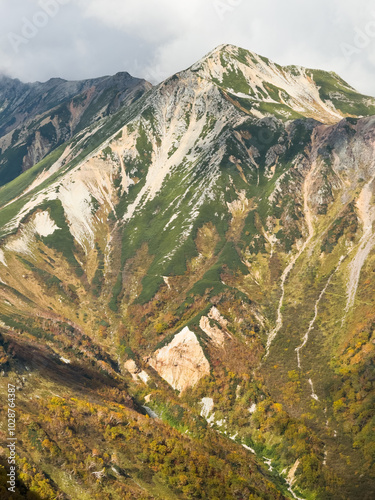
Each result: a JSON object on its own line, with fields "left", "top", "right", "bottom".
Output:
{"left": 0, "top": 44, "right": 374, "bottom": 499}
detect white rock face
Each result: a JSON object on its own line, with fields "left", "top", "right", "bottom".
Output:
{"left": 3, "top": 211, "right": 58, "bottom": 257}
{"left": 2, "top": 148, "right": 119, "bottom": 254}
{"left": 0, "top": 249, "right": 7, "bottom": 267}
{"left": 148, "top": 326, "right": 210, "bottom": 393}
{"left": 194, "top": 44, "right": 346, "bottom": 124}
{"left": 124, "top": 359, "right": 139, "bottom": 379}
{"left": 124, "top": 359, "right": 149, "bottom": 384}
{"left": 199, "top": 316, "right": 225, "bottom": 347}
{"left": 199, "top": 306, "right": 230, "bottom": 347}
{"left": 5, "top": 224, "right": 36, "bottom": 256}
{"left": 138, "top": 371, "right": 150, "bottom": 384}
{"left": 227, "top": 191, "right": 249, "bottom": 216}
{"left": 287, "top": 459, "right": 300, "bottom": 486}
{"left": 142, "top": 406, "right": 159, "bottom": 419}
{"left": 208, "top": 306, "right": 228, "bottom": 328}
{"left": 57, "top": 157, "right": 117, "bottom": 251}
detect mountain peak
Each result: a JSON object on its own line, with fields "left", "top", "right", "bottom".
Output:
{"left": 190, "top": 44, "right": 375, "bottom": 124}
{"left": 198, "top": 43, "right": 266, "bottom": 66}
{"left": 207, "top": 42, "right": 242, "bottom": 54}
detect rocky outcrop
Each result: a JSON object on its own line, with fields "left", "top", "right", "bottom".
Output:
{"left": 147, "top": 327, "right": 210, "bottom": 393}
{"left": 124, "top": 359, "right": 150, "bottom": 384}
{"left": 199, "top": 306, "right": 231, "bottom": 347}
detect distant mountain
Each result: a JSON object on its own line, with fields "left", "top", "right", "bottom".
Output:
{"left": 0, "top": 45, "right": 374, "bottom": 499}
{"left": 0, "top": 72, "right": 151, "bottom": 186}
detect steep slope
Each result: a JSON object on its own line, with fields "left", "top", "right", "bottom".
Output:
{"left": 0, "top": 45, "right": 374, "bottom": 499}
{"left": 0, "top": 72, "right": 151, "bottom": 186}
{"left": 192, "top": 44, "right": 375, "bottom": 123}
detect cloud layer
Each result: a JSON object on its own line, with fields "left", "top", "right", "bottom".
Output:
{"left": 1, "top": 0, "right": 375, "bottom": 96}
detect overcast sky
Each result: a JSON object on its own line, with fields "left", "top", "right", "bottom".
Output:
{"left": 1, "top": 0, "right": 375, "bottom": 96}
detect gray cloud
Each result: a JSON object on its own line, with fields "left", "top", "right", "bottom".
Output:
{"left": 0, "top": 0, "right": 375, "bottom": 96}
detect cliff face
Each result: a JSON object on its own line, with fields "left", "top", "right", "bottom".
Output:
{"left": 148, "top": 327, "right": 210, "bottom": 392}
{"left": 0, "top": 45, "right": 374, "bottom": 499}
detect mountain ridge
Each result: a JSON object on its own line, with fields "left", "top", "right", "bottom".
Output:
{"left": 0, "top": 70, "right": 152, "bottom": 187}
{"left": 188, "top": 44, "right": 375, "bottom": 123}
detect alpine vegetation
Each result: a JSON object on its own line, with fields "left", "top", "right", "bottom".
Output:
{"left": 0, "top": 44, "right": 374, "bottom": 500}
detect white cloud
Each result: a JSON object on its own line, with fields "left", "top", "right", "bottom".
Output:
{"left": 79, "top": 0, "right": 191, "bottom": 40}
{"left": 0, "top": 0, "right": 374, "bottom": 96}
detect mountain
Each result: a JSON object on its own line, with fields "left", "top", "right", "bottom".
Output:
{"left": 0, "top": 72, "right": 151, "bottom": 186}
{"left": 0, "top": 44, "right": 374, "bottom": 499}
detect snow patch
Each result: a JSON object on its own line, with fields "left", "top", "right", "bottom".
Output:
{"left": 248, "top": 403, "right": 257, "bottom": 414}
{"left": 162, "top": 276, "right": 171, "bottom": 289}
{"left": 263, "top": 457, "right": 273, "bottom": 471}
{"left": 164, "top": 213, "right": 179, "bottom": 231}
{"left": 33, "top": 211, "right": 59, "bottom": 237}
{"left": 308, "top": 379, "right": 319, "bottom": 401}
{"left": 215, "top": 418, "right": 226, "bottom": 427}
{"left": 142, "top": 406, "right": 159, "bottom": 419}
{"left": 200, "top": 397, "right": 214, "bottom": 418}
{"left": 242, "top": 444, "right": 256, "bottom": 454}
